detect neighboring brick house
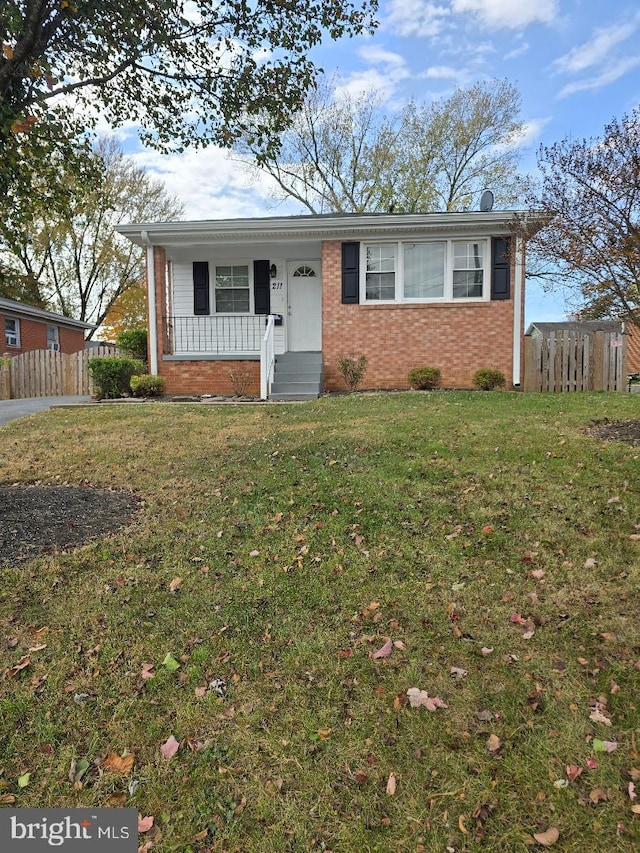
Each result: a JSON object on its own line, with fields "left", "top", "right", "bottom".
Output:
{"left": 1, "top": 297, "right": 94, "bottom": 356}
{"left": 117, "top": 211, "right": 535, "bottom": 399}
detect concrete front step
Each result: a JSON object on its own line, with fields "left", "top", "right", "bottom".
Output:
{"left": 270, "top": 381, "right": 321, "bottom": 395}
{"left": 270, "top": 392, "right": 320, "bottom": 402}
{"left": 270, "top": 351, "right": 322, "bottom": 400}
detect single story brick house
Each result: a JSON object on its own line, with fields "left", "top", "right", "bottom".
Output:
{"left": 117, "top": 211, "right": 536, "bottom": 399}
{"left": 1, "top": 297, "right": 94, "bottom": 356}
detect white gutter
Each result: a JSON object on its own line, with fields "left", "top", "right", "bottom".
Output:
{"left": 513, "top": 236, "right": 524, "bottom": 387}
{"left": 141, "top": 231, "right": 158, "bottom": 376}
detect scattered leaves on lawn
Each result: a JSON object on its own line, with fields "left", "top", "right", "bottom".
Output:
{"left": 140, "top": 663, "right": 155, "bottom": 681}
{"left": 102, "top": 752, "right": 135, "bottom": 775}
{"left": 533, "top": 827, "right": 559, "bottom": 846}
{"left": 486, "top": 734, "right": 502, "bottom": 755}
{"left": 406, "top": 688, "right": 448, "bottom": 711}
{"left": 138, "top": 816, "right": 154, "bottom": 833}
{"left": 593, "top": 739, "right": 618, "bottom": 753}
{"left": 317, "top": 728, "right": 332, "bottom": 740}
{"left": 4, "top": 656, "right": 30, "bottom": 678}
{"left": 160, "top": 735, "right": 180, "bottom": 760}
{"left": 386, "top": 772, "right": 396, "bottom": 795}
{"left": 17, "top": 773, "right": 30, "bottom": 788}
{"left": 169, "top": 576, "right": 182, "bottom": 593}
{"left": 371, "top": 638, "right": 393, "bottom": 659}
{"left": 162, "top": 653, "right": 180, "bottom": 672}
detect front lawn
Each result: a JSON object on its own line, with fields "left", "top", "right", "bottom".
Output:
{"left": 1, "top": 392, "right": 639, "bottom": 852}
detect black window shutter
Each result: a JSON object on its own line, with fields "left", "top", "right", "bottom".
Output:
{"left": 491, "top": 237, "right": 511, "bottom": 300}
{"left": 193, "top": 262, "right": 210, "bottom": 315}
{"left": 253, "top": 260, "right": 271, "bottom": 314}
{"left": 342, "top": 242, "right": 360, "bottom": 304}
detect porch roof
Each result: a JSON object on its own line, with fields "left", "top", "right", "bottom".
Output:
{"left": 117, "top": 210, "right": 542, "bottom": 250}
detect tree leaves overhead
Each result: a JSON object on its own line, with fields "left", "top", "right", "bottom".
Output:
{"left": 238, "top": 77, "right": 527, "bottom": 213}
{"left": 525, "top": 108, "right": 640, "bottom": 325}
{"left": 0, "top": 1, "right": 378, "bottom": 158}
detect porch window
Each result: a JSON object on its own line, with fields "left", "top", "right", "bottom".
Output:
{"left": 452, "top": 241, "right": 484, "bottom": 299}
{"left": 215, "top": 265, "right": 250, "bottom": 313}
{"left": 365, "top": 245, "right": 396, "bottom": 301}
{"left": 5, "top": 318, "right": 19, "bottom": 347}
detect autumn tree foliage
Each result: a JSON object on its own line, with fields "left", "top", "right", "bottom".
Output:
{"left": 101, "top": 282, "right": 147, "bottom": 341}
{"left": 0, "top": 1, "right": 377, "bottom": 166}
{"left": 0, "top": 137, "right": 182, "bottom": 335}
{"left": 239, "top": 78, "right": 526, "bottom": 213}
{"left": 526, "top": 109, "right": 640, "bottom": 325}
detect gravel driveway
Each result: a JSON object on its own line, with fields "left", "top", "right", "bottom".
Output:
{"left": 0, "top": 396, "right": 90, "bottom": 426}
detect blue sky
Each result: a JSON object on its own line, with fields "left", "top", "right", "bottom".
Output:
{"left": 125, "top": 0, "right": 640, "bottom": 324}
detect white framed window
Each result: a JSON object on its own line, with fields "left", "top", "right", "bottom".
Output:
{"left": 47, "top": 325, "right": 60, "bottom": 351}
{"left": 214, "top": 264, "right": 250, "bottom": 313}
{"left": 5, "top": 317, "right": 19, "bottom": 347}
{"left": 365, "top": 244, "right": 396, "bottom": 301}
{"left": 361, "top": 239, "right": 489, "bottom": 303}
{"left": 452, "top": 241, "right": 485, "bottom": 299}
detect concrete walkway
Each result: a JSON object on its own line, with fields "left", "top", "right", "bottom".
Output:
{"left": 0, "top": 396, "right": 90, "bottom": 427}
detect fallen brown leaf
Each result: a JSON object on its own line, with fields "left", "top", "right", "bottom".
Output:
{"left": 533, "top": 827, "right": 559, "bottom": 846}
{"left": 486, "top": 734, "right": 502, "bottom": 754}
{"left": 102, "top": 752, "right": 135, "bottom": 775}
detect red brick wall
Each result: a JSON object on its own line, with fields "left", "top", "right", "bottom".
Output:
{"left": 160, "top": 359, "right": 259, "bottom": 396}
{"left": 321, "top": 241, "right": 519, "bottom": 391}
{"left": 1, "top": 314, "right": 86, "bottom": 355}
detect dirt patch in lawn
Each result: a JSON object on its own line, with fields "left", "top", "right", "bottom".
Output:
{"left": 0, "top": 485, "right": 138, "bottom": 569}
{"left": 584, "top": 418, "right": 640, "bottom": 445}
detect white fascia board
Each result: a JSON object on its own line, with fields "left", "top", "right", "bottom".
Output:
{"left": 116, "top": 211, "right": 530, "bottom": 248}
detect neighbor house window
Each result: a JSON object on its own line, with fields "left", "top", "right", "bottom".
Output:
{"left": 365, "top": 245, "right": 396, "bottom": 300}
{"left": 362, "top": 239, "right": 488, "bottom": 303}
{"left": 215, "top": 265, "right": 250, "bottom": 312}
{"left": 47, "top": 325, "right": 60, "bottom": 350}
{"left": 452, "top": 241, "right": 484, "bottom": 299}
{"left": 5, "top": 318, "right": 19, "bottom": 347}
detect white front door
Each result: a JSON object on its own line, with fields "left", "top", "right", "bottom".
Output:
{"left": 287, "top": 261, "right": 322, "bottom": 351}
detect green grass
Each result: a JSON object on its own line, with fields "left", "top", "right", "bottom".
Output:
{"left": 1, "top": 391, "right": 639, "bottom": 852}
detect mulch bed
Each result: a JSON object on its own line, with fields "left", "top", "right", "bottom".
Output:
{"left": 584, "top": 418, "right": 640, "bottom": 446}
{"left": 0, "top": 485, "right": 138, "bottom": 569}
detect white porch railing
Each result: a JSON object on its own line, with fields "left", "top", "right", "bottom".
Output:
{"left": 260, "top": 315, "right": 276, "bottom": 400}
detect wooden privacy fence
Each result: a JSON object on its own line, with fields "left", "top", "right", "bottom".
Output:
{"left": 0, "top": 347, "right": 117, "bottom": 400}
{"left": 524, "top": 330, "right": 626, "bottom": 392}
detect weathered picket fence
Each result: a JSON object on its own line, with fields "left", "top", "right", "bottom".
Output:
{"left": 0, "top": 347, "right": 117, "bottom": 399}
{"left": 523, "top": 330, "right": 626, "bottom": 392}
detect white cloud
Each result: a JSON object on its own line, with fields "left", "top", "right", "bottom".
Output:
{"left": 129, "top": 146, "right": 280, "bottom": 220}
{"left": 422, "top": 65, "right": 465, "bottom": 80}
{"left": 554, "top": 18, "right": 640, "bottom": 74}
{"left": 511, "top": 117, "right": 551, "bottom": 148}
{"left": 333, "top": 46, "right": 411, "bottom": 103}
{"left": 504, "top": 41, "right": 530, "bottom": 60}
{"left": 557, "top": 55, "right": 640, "bottom": 98}
{"left": 385, "top": 1, "right": 451, "bottom": 38}
{"left": 451, "top": 0, "right": 559, "bottom": 30}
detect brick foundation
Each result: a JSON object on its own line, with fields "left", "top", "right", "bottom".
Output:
{"left": 160, "top": 359, "right": 260, "bottom": 396}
